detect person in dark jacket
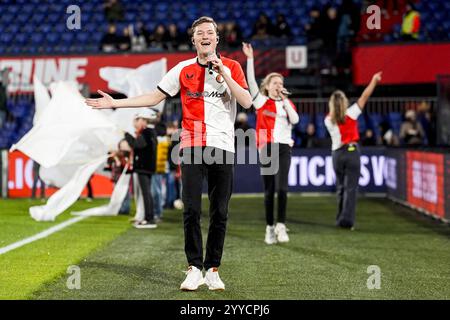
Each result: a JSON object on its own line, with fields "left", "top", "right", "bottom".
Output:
{"left": 125, "top": 110, "right": 158, "bottom": 228}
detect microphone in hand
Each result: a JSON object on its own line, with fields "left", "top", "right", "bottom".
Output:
{"left": 207, "top": 52, "right": 214, "bottom": 75}
{"left": 281, "top": 89, "right": 292, "bottom": 96}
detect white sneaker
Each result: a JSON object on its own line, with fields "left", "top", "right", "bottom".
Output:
{"left": 180, "top": 266, "right": 205, "bottom": 291}
{"left": 134, "top": 220, "right": 157, "bottom": 229}
{"left": 275, "top": 223, "right": 289, "bottom": 243}
{"left": 204, "top": 267, "right": 225, "bottom": 291}
{"left": 264, "top": 225, "right": 277, "bottom": 245}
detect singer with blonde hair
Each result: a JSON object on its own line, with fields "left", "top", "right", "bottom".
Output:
{"left": 324, "top": 72, "right": 382, "bottom": 230}
{"left": 242, "top": 42, "right": 299, "bottom": 245}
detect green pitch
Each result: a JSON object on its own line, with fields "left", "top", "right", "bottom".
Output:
{"left": 0, "top": 196, "right": 449, "bottom": 300}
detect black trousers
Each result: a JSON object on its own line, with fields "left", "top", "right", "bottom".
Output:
{"left": 181, "top": 147, "right": 234, "bottom": 271}
{"left": 260, "top": 143, "right": 291, "bottom": 226}
{"left": 137, "top": 173, "right": 154, "bottom": 223}
{"left": 31, "top": 161, "right": 45, "bottom": 199}
{"left": 86, "top": 177, "right": 93, "bottom": 199}
{"left": 332, "top": 145, "right": 361, "bottom": 228}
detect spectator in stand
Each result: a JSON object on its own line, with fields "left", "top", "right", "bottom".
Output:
{"left": 273, "top": 14, "right": 292, "bottom": 38}
{"left": 235, "top": 112, "right": 251, "bottom": 131}
{"left": 103, "top": 0, "right": 124, "bottom": 23}
{"left": 401, "top": 2, "right": 420, "bottom": 41}
{"left": 383, "top": 0, "right": 400, "bottom": 15}
{"left": 117, "top": 26, "right": 132, "bottom": 51}
{"left": 86, "top": 177, "right": 94, "bottom": 202}
{"left": 400, "top": 110, "right": 425, "bottom": 146}
{"left": 417, "top": 101, "right": 436, "bottom": 146}
{"left": 149, "top": 24, "right": 169, "bottom": 50}
{"left": 131, "top": 21, "right": 151, "bottom": 52}
{"left": 216, "top": 23, "right": 228, "bottom": 50}
{"left": 252, "top": 13, "right": 274, "bottom": 40}
{"left": 321, "top": 6, "right": 340, "bottom": 75}
{"left": 166, "top": 23, "right": 181, "bottom": 51}
{"left": 107, "top": 139, "right": 133, "bottom": 214}
{"left": 100, "top": 24, "right": 120, "bottom": 52}
{"left": 165, "top": 121, "right": 182, "bottom": 209}
{"left": 234, "top": 112, "right": 253, "bottom": 147}
{"left": 305, "top": 7, "right": 324, "bottom": 42}
{"left": 31, "top": 161, "right": 46, "bottom": 200}
{"left": 361, "top": 128, "right": 377, "bottom": 146}
{"left": 336, "top": 0, "right": 361, "bottom": 72}
{"left": 378, "top": 120, "right": 399, "bottom": 146}
{"left": 135, "top": 21, "right": 151, "bottom": 42}
{"left": 0, "top": 68, "right": 9, "bottom": 129}
{"left": 152, "top": 116, "right": 170, "bottom": 223}
{"left": 305, "top": 6, "right": 325, "bottom": 71}
{"left": 300, "top": 123, "right": 323, "bottom": 148}
{"left": 224, "top": 22, "right": 243, "bottom": 48}
{"left": 125, "top": 111, "right": 158, "bottom": 229}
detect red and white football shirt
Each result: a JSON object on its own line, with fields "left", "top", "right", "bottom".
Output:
{"left": 324, "top": 103, "right": 361, "bottom": 151}
{"left": 253, "top": 94, "right": 297, "bottom": 148}
{"left": 157, "top": 56, "right": 248, "bottom": 153}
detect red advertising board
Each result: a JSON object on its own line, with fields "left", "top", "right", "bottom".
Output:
{"left": 406, "top": 151, "right": 445, "bottom": 218}
{"left": 8, "top": 150, "right": 114, "bottom": 198}
{"left": 353, "top": 43, "right": 450, "bottom": 85}
{"left": 0, "top": 49, "right": 284, "bottom": 94}
{"left": 0, "top": 52, "right": 194, "bottom": 93}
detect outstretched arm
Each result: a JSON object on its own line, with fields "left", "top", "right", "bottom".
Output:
{"left": 242, "top": 42, "right": 259, "bottom": 99}
{"left": 357, "top": 72, "right": 382, "bottom": 109}
{"left": 85, "top": 89, "right": 166, "bottom": 109}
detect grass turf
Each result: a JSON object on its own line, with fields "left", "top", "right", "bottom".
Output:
{"left": 1, "top": 196, "right": 450, "bottom": 299}
{"left": 0, "top": 199, "right": 131, "bottom": 299}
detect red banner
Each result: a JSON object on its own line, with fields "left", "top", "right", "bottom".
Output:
{"left": 353, "top": 43, "right": 450, "bottom": 85}
{"left": 406, "top": 151, "right": 445, "bottom": 218}
{"left": 7, "top": 150, "right": 113, "bottom": 198}
{"left": 0, "top": 52, "right": 195, "bottom": 93}
{"left": 0, "top": 49, "right": 287, "bottom": 94}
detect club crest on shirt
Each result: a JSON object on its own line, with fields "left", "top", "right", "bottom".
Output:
{"left": 215, "top": 74, "right": 224, "bottom": 83}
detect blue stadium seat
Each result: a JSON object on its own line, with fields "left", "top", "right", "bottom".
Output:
{"left": 247, "top": 112, "right": 256, "bottom": 129}
{"left": 296, "top": 114, "right": 310, "bottom": 133}
{"left": 14, "top": 32, "right": 28, "bottom": 45}
{"left": 315, "top": 113, "right": 327, "bottom": 138}
{"left": 7, "top": 24, "right": 21, "bottom": 34}
{"left": 368, "top": 113, "right": 383, "bottom": 137}
{"left": 30, "top": 33, "right": 45, "bottom": 46}
{"left": 31, "top": 13, "right": 46, "bottom": 24}
{"left": 22, "top": 4, "right": 35, "bottom": 14}
{"left": 2, "top": 13, "right": 15, "bottom": 24}
{"left": 46, "top": 33, "right": 60, "bottom": 46}
{"left": 0, "top": 0, "right": 447, "bottom": 55}
{"left": 358, "top": 116, "right": 367, "bottom": 134}
{"left": 0, "top": 33, "right": 14, "bottom": 46}
{"left": 60, "top": 32, "right": 75, "bottom": 44}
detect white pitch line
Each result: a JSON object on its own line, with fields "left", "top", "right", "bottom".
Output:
{"left": 0, "top": 216, "right": 88, "bottom": 255}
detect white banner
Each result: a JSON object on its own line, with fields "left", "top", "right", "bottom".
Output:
{"left": 286, "top": 46, "right": 307, "bottom": 69}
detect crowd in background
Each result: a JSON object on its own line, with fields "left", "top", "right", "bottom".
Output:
{"left": 99, "top": 0, "right": 421, "bottom": 76}
{"left": 233, "top": 99, "right": 435, "bottom": 150}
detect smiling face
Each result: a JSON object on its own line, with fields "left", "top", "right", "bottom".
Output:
{"left": 192, "top": 22, "right": 218, "bottom": 56}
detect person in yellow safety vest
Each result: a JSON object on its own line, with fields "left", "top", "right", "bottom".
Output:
{"left": 152, "top": 122, "right": 171, "bottom": 222}
{"left": 401, "top": 2, "right": 420, "bottom": 41}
